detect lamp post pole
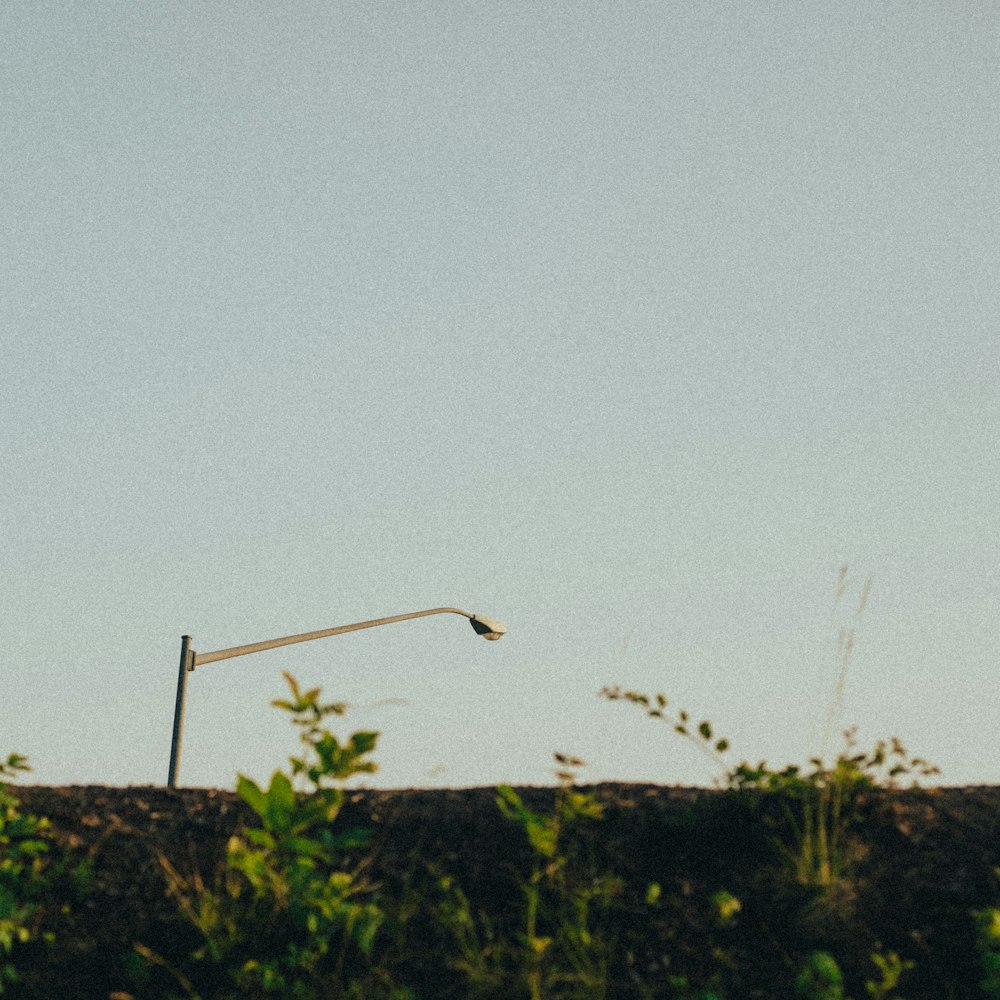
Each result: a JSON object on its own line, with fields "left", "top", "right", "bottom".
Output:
{"left": 167, "top": 607, "right": 506, "bottom": 789}
{"left": 167, "top": 634, "right": 194, "bottom": 790}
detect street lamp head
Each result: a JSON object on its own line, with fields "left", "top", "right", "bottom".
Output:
{"left": 469, "top": 615, "right": 507, "bottom": 640}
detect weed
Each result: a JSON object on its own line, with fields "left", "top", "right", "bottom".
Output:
{"left": 0, "top": 754, "right": 53, "bottom": 994}
{"left": 864, "top": 950, "right": 913, "bottom": 999}
{"left": 499, "top": 753, "right": 620, "bottom": 999}
{"left": 795, "top": 951, "right": 847, "bottom": 1000}
{"left": 974, "top": 876, "right": 1000, "bottom": 999}
{"left": 434, "top": 873, "right": 505, "bottom": 996}
{"left": 793, "top": 949, "right": 913, "bottom": 1000}
{"left": 156, "top": 673, "right": 398, "bottom": 1000}
{"left": 635, "top": 881, "right": 735, "bottom": 999}
{"left": 602, "top": 569, "right": 938, "bottom": 889}
{"left": 665, "top": 978, "right": 724, "bottom": 1000}
{"left": 708, "top": 890, "right": 741, "bottom": 928}
{"left": 604, "top": 684, "right": 937, "bottom": 888}
{"left": 0, "top": 755, "right": 30, "bottom": 782}
{"left": 730, "top": 729, "right": 938, "bottom": 887}
{"left": 439, "top": 753, "right": 619, "bottom": 999}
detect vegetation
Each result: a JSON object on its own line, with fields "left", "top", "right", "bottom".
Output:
{"left": 600, "top": 686, "right": 939, "bottom": 888}
{"left": 147, "top": 672, "right": 397, "bottom": 999}
{"left": 104, "top": 669, "right": 983, "bottom": 999}
{"left": 792, "top": 949, "right": 914, "bottom": 1000}
{"left": 438, "top": 753, "right": 619, "bottom": 999}
{"left": 603, "top": 568, "right": 939, "bottom": 890}
{"left": 0, "top": 753, "right": 89, "bottom": 996}
{"left": 0, "top": 753, "right": 42, "bottom": 994}
{"left": 3, "top": 653, "right": 997, "bottom": 999}
{"left": 975, "top": 883, "right": 1000, "bottom": 999}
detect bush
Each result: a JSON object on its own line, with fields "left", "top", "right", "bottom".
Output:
{"left": 0, "top": 754, "right": 56, "bottom": 994}
{"left": 153, "top": 673, "right": 401, "bottom": 1000}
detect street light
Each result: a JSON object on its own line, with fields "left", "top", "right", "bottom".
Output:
{"left": 167, "top": 607, "right": 506, "bottom": 788}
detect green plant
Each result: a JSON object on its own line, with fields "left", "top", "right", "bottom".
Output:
{"left": 792, "top": 949, "right": 913, "bottom": 1000}
{"left": 795, "top": 951, "right": 847, "bottom": 1000}
{"left": 434, "top": 873, "right": 505, "bottom": 996}
{"left": 0, "top": 754, "right": 52, "bottom": 994}
{"left": 499, "top": 753, "right": 620, "bottom": 999}
{"left": 605, "top": 684, "right": 938, "bottom": 888}
{"left": 666, "top": 981, "right": 723, "bottom": 1000}
{"left": 439, "top": 753, "right": 619, "bottom": 999}
{"left": 708, "top": 890, "right": 741, "bottom": 929}
{"left": 864, "top": 950, "right": 913, "bottom": 999}
{"left": 975, "top": 881, "right": 1000, "bottom": 999}
{"left": 728, "top": 729, "right": 938, "bottom": 887}
{"left": 0, "top": 756, "right": 30, "bottom": 782}
{"left": 156, "top": 673, "right": 395, "bottom": 1000}
{"left": 627, "top": 879, "right": 734, "bottom": 1000}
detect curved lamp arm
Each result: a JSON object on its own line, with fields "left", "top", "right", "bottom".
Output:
{"left": 193, "top": 607, "right": 504, "bottom": 667}
{"left": 168, "top": 606, "right": 506, "bottom": 788}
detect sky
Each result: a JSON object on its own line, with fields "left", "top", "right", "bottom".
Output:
{"left": 2, "top": 2, "right": 998, "bottom": 791}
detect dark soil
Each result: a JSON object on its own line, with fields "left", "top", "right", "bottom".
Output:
{"left": 8, "top": 783, "right": 1000, "bottom": 999}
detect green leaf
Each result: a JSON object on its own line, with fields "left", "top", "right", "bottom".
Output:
{"left": 236, "top": 775, "right": 268, "bottom": 821}
{"left": 14, "top": 840, "right": 48, "bottom": 857}
{"left": 263, "top": 771, "right": 296, "bottom": 833}
{"left": 529, "top": 935, "right": 552, "bottom": 955}
{"left": 244, "top": 828, "right": 276, "bottom": 850}
{"left": 350, "top": 732, "right": 379, "bottom": 756}
{"left": 0, "top": 754, "right": 30, "bottom": 779}
{"left": 525, "top": 819, "right": 558, "bottom": 858}
{"left": 495, "top": 785, "right": 524, "bottom": 818}
{"left": 282, "top": 836, "right": 325, "bottom": 859}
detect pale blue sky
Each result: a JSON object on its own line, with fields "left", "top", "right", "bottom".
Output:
{"left": 2, "top": 3, "right": 997, "bottom": 790}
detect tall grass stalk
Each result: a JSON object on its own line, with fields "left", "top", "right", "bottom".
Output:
{"left": 819, "top": 566, "right": 873, "bottom": 760}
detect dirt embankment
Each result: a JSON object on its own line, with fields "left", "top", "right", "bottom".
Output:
{"left": 8, "top": 783, "right": 1000, "bottom": 999}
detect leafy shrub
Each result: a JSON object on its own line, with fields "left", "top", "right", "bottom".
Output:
{"left": 975, "top": 890, "right": 1000, "bottom": 999}
{"left": 0, "top": 754, "right": 54, "bottom": 994}
{"left": 155, "top": 673, "right": 400, "bottom": 1000}
{"left": 599, "top": 686, "right": 935, "bottom": 996}
{"left": 600, "top": 689, "right": 937, "bottom": 889}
